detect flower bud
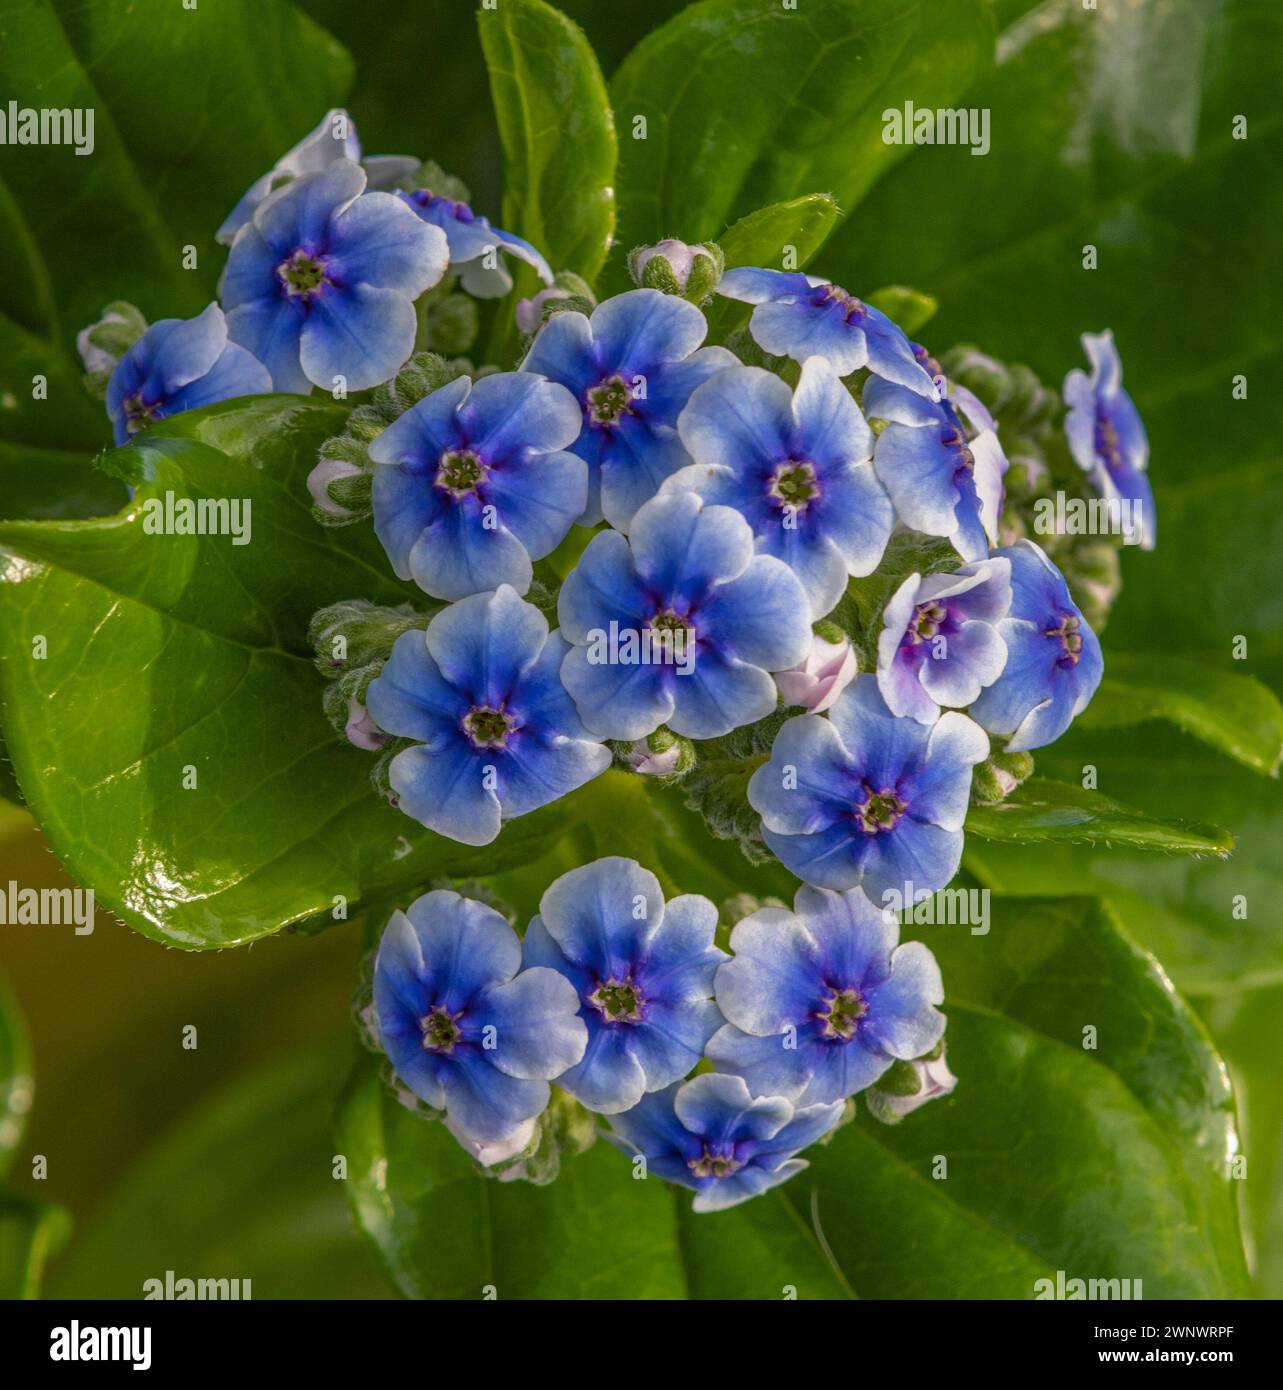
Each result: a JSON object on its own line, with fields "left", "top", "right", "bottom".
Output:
{"left": 865, "top": 1044, "right": 957, "bottom": 1124}
{"left": 774, "top": 629, "right": 857, "bottom": 712}
{"left": 628, "top": 239, "right": 724, "bottom": 304}
{"left": 516, "top": 271, "right": 596, "bottom": 334}
{"left": 307, "top": 454, "right": 371, "bottom": 522}
{"left": 970, "top": 747, "right": 1036, "bottom": 804}
{"left": 621, "top": 727, "right": 696, "bottom": 778}
{"left": 77, "top": 301, "right": 148, "bottom": 399}
{"left": 309, "top": 600, "right": 430, "bottom": 677}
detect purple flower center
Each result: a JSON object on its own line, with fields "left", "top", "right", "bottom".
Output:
{"left": 276, "top": 248, "right": 331, "bottom": 301}
{"left": 853, "top": 784, "right": 907, "bottom": 834}
{"left": 941, "top": 425, "right": 976, "bottom": 480}
{"left": 906, "top": 600, "right": 949, "bottom": 645}
{"left": 1044, "top": 612, "right": 1083, "bottom": 667}
{"left": 419, "top": 1004, "right": 463, "bottom": 1054}
{"left": 768, "top": 460, "right": 820, "bottom": 509}
{"left": 816, "top": 985, "right": 867, "bottom": 1040}
{"left": 1094, "top": 411, "right": 1124, "bottom": 473}
{"left": 463, "top": 704, "right": 516, "bottom": 749}
{"left": 409, "top": 190, "right": 475, "bottom": 222}
{"left": 585, "top": 374, "right": 635, "bottom": 427}
{"left": 588, "top": 975, "right": 645, "bottom": 1023}
{"left": 122, "top": 392, "right": 163, "bottom": 435}
{"left": 436, "top": 447, "right": 487, "bottom": 498}
{"left": 913, "top": 342, "right": 944, "bottom": 381}
{"left": 813, "top": 282, "right": 867, "bottom": 326}
{"left": 688, "top": 1145, "right": 744, "bottom": 1180}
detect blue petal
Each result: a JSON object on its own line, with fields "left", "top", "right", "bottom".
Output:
{"left": 900, "top": 712, "right": 988, "bottom": 832}
{"left": 668, "top": 648, "right": 778, "bottom": 739}
{"left": 365, "top": 627, "right": 466, "bottom": 743}
{"left": 520, "top": 309, "right": 597, "bottom": 395}
{"left": 471, "top": 966, "right": 587, "bottom": 1081}
{"left": 628, "top": 492, "right": 753, "bottom": 596}
{"left": 254, "top": 159, "right": 365, "bottom": 254}
{"left": 557, "top": 529, "right": 650, "bottom": 640}
{"left": 703, "top": 548, "right": 813, "bottom": 672}
{"left": 388, "top": 741, "right": 501, "bottom": 845}
{"left": 717, "top": 267, "right": 812, "bottom": 304}
{"left": 462, "top": 371, "right": 583, "bottom": 458}
{"left": 166, "top": 342, "right": 272, "bottom": 411}
{"left": 675, "top": 364, "right": 794, "bottom": 474}
{"left": 399, "top": 889, "right": 521, "bottom": 1006}
{"left": 705, "top": 1022, "right": 817, "bottom": 1102}
{"left": 673, "top": 1072, "right": 791, "bottom": 1146}
{"left": 559, "top": 643, "right": 674, "bottom": 740}
{"left": 425, "top": 584, "right": 547, "bottom": 700}
{"left": 557, "top": 1020, "right": 649, "bottom": 1113}
{"left": 299, "top": 282, "right": 417, "bottom": 392}
{"left": 747, "top": 713, "right": 856, "bottom": 835}
{"left": 407, "top": 501, "right": 533, "bottom": 600}
{"left": 716, "top": 907, "right": 822, "bottom": 1034}
{"left": 538, "top": 856, "right": 665, "bottom": 978}
{"left": 225, "top": 292, "right": 308, "bottom": 394}
{"left": 861, "top": 941, "right": 946, "bottom": 1059}
{"left": 327, "top": 191, "right": 448, "bottom": 296}
{"left": 440, "top": 1058, "right": 550, "bottom": 1144}
{"left": 589, "top": 288, "right": 708, "bottom": 368}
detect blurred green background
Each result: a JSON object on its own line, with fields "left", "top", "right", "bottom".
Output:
{"left": 1, "top": 0, "right": 1279, "bottom": 1297}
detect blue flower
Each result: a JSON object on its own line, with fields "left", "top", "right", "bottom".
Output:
{"left": 876, "top": 556, "right": 1012, "bottom": 725}
{"left": 748, "top": 679, "right": 989, "bottom": 897}
{"left": 716, "top": 267, "right": 937, "bottom": 397}
{"left": 558, "top": 492, "right": 813, "bottom": 740}
{"left": 221, "top": 160, "right": 448, "bottom": 393}
{"left": 105, "top": 302, "right": 271, "bottom": 446}
{"left": 521, "top": 288, "right": 738, "bottom": 529}
{"left": 605, "top": 1072, "right": 843, "bottom": 1212}
{"left": 372, "top": 890, "right": 587, "bottom": 1143}
{"left": 216, "top": 107, "right": 418, "bottom": 246}
{"left": 706, "top": 885, "right": 946, "bottom": 1105}
{"left": 865, "top": 373, "right": 1006, "bottom": 562}
{"left": 521, "top": 857, "right": 726, "bottom": 1113}
{"left": 969, "top": 539, "right": 1103, "bottom": 752}
{"left": 400, "top": 189, "right": 553, "bottom": 298}
{"left": 664, "top": 357, "right": 895, "bottom": 617}
{"left": 369, "top": 371, "right": 586, "bottom": 601}
{"left": 1063, "top": 330, "right": 1154, "bottom": 549}
{"left": 365, "top": 585, "right": 611, "bottom": 845}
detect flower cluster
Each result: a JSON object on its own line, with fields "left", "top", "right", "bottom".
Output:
{"left": 82, "top": 110, "right": 1154, "bottom": 1210}
{"left": 366, "top": 860, "right": 944, "bottom": 1208}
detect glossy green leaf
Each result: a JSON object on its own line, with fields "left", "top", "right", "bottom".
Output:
{"left": 0, "top": 399, "right": 584, "bottom": 948}
{"left": 966, "top": 726, "right": 1283, "bottom": 994}
{"left": 786, "top": 897, "right": 1247, "bottom": 1297}
{"left": 339, "top": 896, "right": 1246, "bottom": 1298}
{"left": 0, "top": 1192, "right": 70, "bottom": 1299}
{"left": 965, "top": 775, "right": 1233, "bottom": 854}
{"left": 0, "top": 977, "right": 34, "bottom": 1176}
{"left": 607, "top": 0, "right": 992, "bottom": 288}
{"left": 48, "top": 1039, "right": 388, "bottom": 1298}
{"left": 1202, "top": 987, "right": 1283, "bottom": 1297}
{"left": 337, "top": 1054, "right": 851, "bottom": 1299}
{"left": 0, "top": 0, "right": 352, "bottom": 508}
{"left": 1080, "top": 652, "right": 1283, "bottom": 777}
{"left": 480, "top": 0, "right": 617, "bottom": 287}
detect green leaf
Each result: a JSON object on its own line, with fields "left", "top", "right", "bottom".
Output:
{"left": 1079, "top": 652, "right": 1283, "bottom": 777}
{"left": 965, "top": 775, "right": 1234, "bottom": 855}
{"left": 0, "top": 0, "right": 352, "bottom": 508}
{"left": 866, "top": 284, "right": 938, "bottom": 336}
{"left": 0, "top": 399, "right": 579, "bottom": 948}
{"left": 0, "top": 1192, "right": 70, "bottom": 1299}
{"left": 607, "top": 0, "right": 992, "bottom": 288}
{"left": 339, "top": 896, "right": 1246, "bottom": 1298}
{"left": 336, "top": 1055, "right": 851, "bottom": 1299}
{"left": 966, "top": 726, "right": 1283, "bottom": 994}
{"left": 1202, "top": 987, "right": 1283, "bottom": 1297}
{"left": 480, "top": 0, "right": 617, "bottom": 288}
{"left": 787, "top": 897, "right": 1248, "bottom": 1297}
{"left": 47, "top": 1038, "right": 388, "bottom": 1298}
{"left": 0, "top": 977, "right": 34, "bottom": 1176}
